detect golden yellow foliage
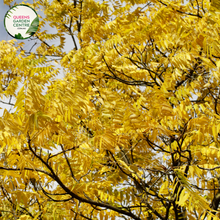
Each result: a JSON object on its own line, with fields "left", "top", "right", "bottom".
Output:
{"left": 1, "top": 0, "right": 220, "bottom": 219}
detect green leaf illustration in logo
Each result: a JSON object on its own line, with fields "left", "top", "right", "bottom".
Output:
{"left": 6, "top": 6, "right": 18, "bottom": 19}
{"left": 15, "top": 33, "right": 24, "bottom": 39}
{"left": 26, "top": 16, "right": 39, "bottom": 35}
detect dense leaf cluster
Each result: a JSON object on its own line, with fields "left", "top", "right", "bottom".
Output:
{"left": 1, "top": 0, "right": 220, "bottom": 219}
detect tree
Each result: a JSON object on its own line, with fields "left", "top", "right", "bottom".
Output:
{"left": 1, "top": 0, "right": 220, "bottom": 219}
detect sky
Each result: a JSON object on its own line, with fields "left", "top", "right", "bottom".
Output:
{"left": 0, "top": 1, "right": 11, "bottom": 41}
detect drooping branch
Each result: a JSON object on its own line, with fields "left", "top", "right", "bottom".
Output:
{"left": 26, "top": 133, "right": 143, "bottom": 220}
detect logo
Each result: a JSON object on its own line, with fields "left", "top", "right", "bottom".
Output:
{"left": 4, "top": 4, "right": 39, "bottom": 40}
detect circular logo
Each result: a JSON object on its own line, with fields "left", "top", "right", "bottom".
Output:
{"left": 4, "top": 4, "right": 39, "bottom": 40}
